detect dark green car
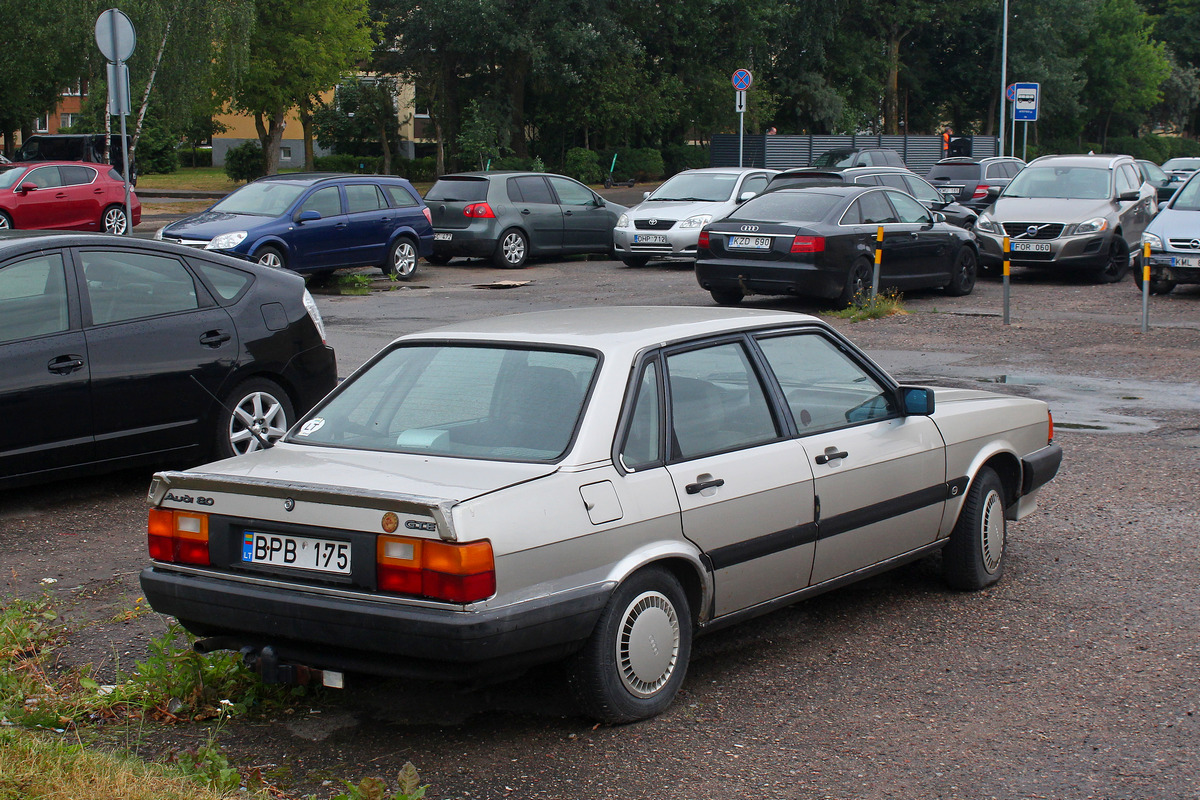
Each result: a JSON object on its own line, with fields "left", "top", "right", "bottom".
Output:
{"left": 425, "top": 171, "right": 627, "bottom": 268}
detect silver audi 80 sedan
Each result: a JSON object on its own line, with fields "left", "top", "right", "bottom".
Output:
{"left": 140, "top": 307, "right": 1062, "bottom": 722}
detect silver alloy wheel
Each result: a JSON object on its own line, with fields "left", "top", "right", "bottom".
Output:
{"left": 615, "top": 590, "right": 681, "bottom": 698}
{"left": 0, "top": 214, "right": 10, "bottom": 229}
{"left": 979, "top": 487, "right": 1006, "bottom": 573}
{"left": 228, "top": 390, "right": 289, "bottom": 455}
{"left": 104, "top": 206, "right": 128, "bottom": 234}
{"left": 391, "top": 240, "right": 417, "bottom": 277}
{"left": 501, "top": 231, "right": 526, "bottom": 265}
{"left": 257, "top": 249, "right": 283, "bottom": 269}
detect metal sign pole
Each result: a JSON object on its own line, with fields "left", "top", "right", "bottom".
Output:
{"left": 1003, "top": 236, "right": 1011, "bottom": 324}
{"left": 739, "top": 108, "right": 744, "bottom": 168}
{"left": 1142, "top": 242, "right": 1151, "bottom": 332}
{"left": 872, "top": 226, "right": 883, "bottom": 299}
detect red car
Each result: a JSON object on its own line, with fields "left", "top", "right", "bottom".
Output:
{"left": 0, "top": 160, "right": 140, "bottom": 234}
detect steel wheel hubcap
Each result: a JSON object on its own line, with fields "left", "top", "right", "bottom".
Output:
{"left": 229, "top": 391, "right": 287, "bottom": 455}
{"left": 616, "top": 590, "right": 680, "bottom": 698}
{"left": 980, "top": 488, "right": 1005, "bottom": 573}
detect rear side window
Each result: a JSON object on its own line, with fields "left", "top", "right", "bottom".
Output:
{"left": 508, "top": 176, "right": 555, "bottom": 204}
{"left": 193, "top": 261, "right": 253, "bottom": 302}
{"left": 425, "top": 178, "right": 489, "bottom": 202}
{"left": 60, "top": 165, "right": 96, "bottom": 186}
{"left": 345, "top": 183, "right": 388, "bottom": 213}
{"left": 382, "top": 184, "right": 418, "bottom": 207}
{"left": 876, "top": 174, "right": 908, "bottom": 191}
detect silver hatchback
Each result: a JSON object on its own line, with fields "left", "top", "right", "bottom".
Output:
{"left": 612, "top": 168, "right": 776, "bottom": 267}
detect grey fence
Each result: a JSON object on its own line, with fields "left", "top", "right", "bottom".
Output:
{"left": 710, "top": 134, "right": 1000, "bottom": 176}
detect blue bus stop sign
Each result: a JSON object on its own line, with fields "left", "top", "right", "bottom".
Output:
{"left": 1013, "top": 83, "right": 1039, "bottom": 122}
{"left": 732, "top": 69, "right": 753, "bottom": 91}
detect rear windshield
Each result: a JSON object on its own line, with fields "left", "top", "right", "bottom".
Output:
{"left": 767, "top": 174, "right": 843, "bottom": 191}
{"left": 810, "top": 150, "right": 857, "bottom": 168}
{"left": 290, "top": 344, "right": 599, "bottom": 462}
{"left": 926, "top": 164, "right": 980, "bottom": 181}
{"left": 726, "top": 191, "right": 840, "bottom": 223}
{"left": 211, "top": 182, "right": 307, "bottom": 216}
{"left": 425, "top": 178, "right": 489, "bottom": 202}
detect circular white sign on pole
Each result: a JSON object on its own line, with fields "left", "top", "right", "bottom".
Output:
{"left": 95, "top": 8, "right": 136, "bottom": 62}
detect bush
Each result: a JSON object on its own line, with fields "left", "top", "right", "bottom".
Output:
{"left": 662, "top": 144, "right": 709, "bottom": 176}
{"left": 223, "top": 140, "right": 265, "bottom": 183}
{"left": 134, "top": 122, "right": 179, "bottom": 175}
{"left": 313, "top": 153, "right": 379, "bottom": 173}
{"left": 393, "top": 156, "right": 438, "bottom": 182}
{"left": 179, "top": 146, "right": 213, "bottom": 168}
{"left": 1106, "top": 135, "right": 1169, "bottom": 162}
{"left": 602, "top": 148, "right": 664, "bottom": 182}
{"left": 564, "top": 147, "right": 602, "bottom": 184}
{"left": 491, "top": 155, "right": 536, "bottom": 171}
{"left": 1162, "top": 136, "right": 1200, "bottom": 160}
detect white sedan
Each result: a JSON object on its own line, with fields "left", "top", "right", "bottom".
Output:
{"left": 141, "top": 307, "right": 1061, "bottom": 722}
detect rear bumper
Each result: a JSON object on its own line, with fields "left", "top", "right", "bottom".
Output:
{"left": 431, "top": 225, "right": 501, "bottom": 259}
{"left": 1022, "top": 444, "right": 1063, "bottom": 495}
{"left": 140, "top": 566, "right": 612, "bottom": 680}
{"left": 695, "top": 257, "right": 843, "bottom": 300}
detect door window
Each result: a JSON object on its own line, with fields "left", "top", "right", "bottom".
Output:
{"left": 81, "top": 250, "right": 199, "bottom": 324}
{"left": 1114, "top": 165, "right": 1136, "bottom": 196}
{"left": 547, "top": 176, "right": 596, "bottom": 206}
{"left": 665, "top": 341, "right": 778, "bottom": 460}
{"left": 886, "top": 191, "right": 932, "bottom": 224}
{"left": 876, "top": 173, "right": 909, "bottom": 191}
{"left": 0, "top": 253, "right": 69, "bottom": 343}
{"left": 25, "top": 167, "right": 63, "bottom": 189}
{"left": 345, "top": 184, "right": 388, "bottom": 214}
{"left": 509, "top": 176, "right": 555, "bottom": 204}
{"left": 619, "top": 360, "right": 662, "bottom": 470}
{"left": 854, "top": 191, "right": 898, "bottom": 224}
{"left": 903, "top": 176, "right": 943, "bottom": 204}
{"left": 740, "top": 174, "right": 770, "bottom": 197}
{"left": 59, "top": 166, "right": 97, "bottom": 186}
{"left": 755, "top": 332, "right": 895, "bottom": 433}
{"left": 299, "top": 186, "right": 342, "bottom": 217}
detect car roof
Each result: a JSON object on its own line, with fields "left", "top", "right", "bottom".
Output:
{"left": 1027, "top": 154, "right": 1133, "bottom": 169}
{"left": 252, "top": 172, "right": 411, "bottom": 186}
{"left": 670, "top": 167, "right": 779, "bottom": 175}
{"left": 398, "top": 306, "right": 820, "bottom": 351}
{"left": 775, "top": 166, "right": 912, "bottom": 178}
{"left": 0, "top": 231, "right": 268, "bottom": 271}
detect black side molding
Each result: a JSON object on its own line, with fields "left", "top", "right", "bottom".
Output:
{"left": 1021, "top": 444, "right": 1063, "bottom": 496}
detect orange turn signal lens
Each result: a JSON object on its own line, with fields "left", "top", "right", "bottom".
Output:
{"left": 1048, "top": 410, "right": 1054, "bottom": 444}
{"left": 147, "top": 509, "right": 210, "bottom": 566}
{"left": 376, "top": 534, "right": 495, "bottom": 603}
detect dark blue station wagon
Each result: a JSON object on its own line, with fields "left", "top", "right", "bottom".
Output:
{"left": 157, "top": 173, "right": 434, "bottom": 279}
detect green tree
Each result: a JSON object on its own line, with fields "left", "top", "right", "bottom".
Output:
{"left": 1079, "top": 0, "right": 1170, "bottom": 144}
{"left": 313, "top": 77, "right": 404, "bottom": 171}
{"left": 226, "top": 0, "right": 375, "bottom": 174}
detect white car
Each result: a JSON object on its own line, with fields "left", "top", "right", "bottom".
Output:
{"left": 611, "top": 168, "right": 776, "bottom": 267}
{"left": 141, "top": 307, "right": 1062, "bottom": 722}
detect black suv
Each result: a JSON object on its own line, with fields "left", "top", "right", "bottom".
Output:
{"left": 15, "top": 134, "right": 137, "bottom": 184}
{"left": 925, "top": 157, "right": 1024, "bottom": 210}
{"left": 809, "top": 147, "right": 906, "bottom": 169}
{"left": 765, "top": 166, "right": 978, "bottom": 229}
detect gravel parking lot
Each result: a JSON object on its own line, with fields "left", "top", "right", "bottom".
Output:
{"left": 2, "top": 252, "right": 1198, "bottom": 799}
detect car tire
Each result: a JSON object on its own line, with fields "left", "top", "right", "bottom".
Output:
{"left": 567, "top": 566, "right": 692, "bottom": 724}
{"left": 212, "top": 377, "right": 295, "bottom": 459}
{"left": 102, "top": 204, "right": 129, "bottom": 235}
{"left": 710, "top": 288, "right": 744, "bottom": 306}
{"left": 0, "top": 211, "right": 12, "bottom": 230}
{"left": 493, "top": 228, "right": 528, "bottom": 269}
{"left": 1095, "top": 239, "right": 1130, "bottom": 283}
{"left": 943, "top": 246, "right": 978, "bottom": 297}
{"left": 837, "top": 259, "right": 874, "bottom": 306}
{"left": 255, "top": 245, "right": 286, "bottom": 270}
{"left": 1133, "top": 268, "right": 1176, "bottom": 295}
{"left": 383, "top": 237, "right": 419, "bottom": 279}
{"left": 425, "top": 253, "right": 452, "bottom": 265}
{"left": 620, "top": 256, "right": 650, "bottom": 268}
{"left": 942, "top": 466, "right": 1007, "bottom": 591}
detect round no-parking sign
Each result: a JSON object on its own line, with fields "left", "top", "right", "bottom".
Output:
{"left": 732, "top": 69, "right": 753, "bottom": 91}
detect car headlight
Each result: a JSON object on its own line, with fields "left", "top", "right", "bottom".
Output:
{"left": 205, "top": 231, "right": 248, "bottom": 250}
{"left": 153, "top": 227, "right": 165, "bottom": 240}
{"left": 1141, "top": 231, "right": 1163, "bottom": 251}
{"left": 617, "top": 213, "right": 629, "bottom": 228}
{"left": 974, "top": 214, "right": 1001, "bottom": 234}
{"left": 1072, "top": 217, "right": 1108, "bottom": 235}
{"left": 679, "top": 214, "right": 713, "bottom": 229}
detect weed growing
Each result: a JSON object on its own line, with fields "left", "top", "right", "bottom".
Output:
{"left": 826, "top": 287, "right": 908, "bottom": 322}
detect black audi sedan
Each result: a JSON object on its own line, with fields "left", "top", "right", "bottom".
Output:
{"left": 0, "top": 232, "right": 337, "bottom": 489}
{"left": 695, "top": 185, "right": 978, "bottom": 306}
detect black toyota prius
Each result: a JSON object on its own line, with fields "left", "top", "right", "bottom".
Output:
{"left": 695, "top": 184, "right": 978, "bottom": 307}
{"left": 0, "top": 231, "right": 337, "bottom": 489}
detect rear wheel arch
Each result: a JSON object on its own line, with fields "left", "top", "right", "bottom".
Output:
{"left": 979, "top": 451, "right": 1021, "bottom": 508}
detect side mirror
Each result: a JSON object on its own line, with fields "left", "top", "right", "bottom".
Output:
{"left": 18, "top": 182, "right": 37, "bottom": 194}
{"left": 642, "top": 191, "right": 651, "bottom": 201}
{"left": 294, "top": 209, "right": 322, "bottom": 223}
{"left": 738, "top": 191, "right": 756, "bottom": 202}
{"left": 901, "top": 386, "right": 935, "bottom": 416}
{"left": 1117, "top": 190, "right": 1140, "bottom": 202}
{"left": 931, "top": 212, "right": 946, "bottom": 223}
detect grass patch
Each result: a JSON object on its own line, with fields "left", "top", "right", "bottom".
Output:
{"left": 135, "top": 168, "right": 240, "bottom": 194}
{"left": 825, "top": 288, "right": 908, "bottom": 322}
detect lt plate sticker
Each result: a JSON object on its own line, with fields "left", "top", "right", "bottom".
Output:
{"left": 297, "top": 418, "right": 325, "bottom": 437}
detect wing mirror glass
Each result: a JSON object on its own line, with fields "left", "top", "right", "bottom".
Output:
{"left": 901, "top": 386, "right": 935, "bottom": 415}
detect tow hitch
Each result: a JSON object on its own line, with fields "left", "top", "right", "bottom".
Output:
{"left": 194, "top": 639, "right": 344, "bottom": 688}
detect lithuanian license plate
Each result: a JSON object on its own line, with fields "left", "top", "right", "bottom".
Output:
{"left": 242, "top": 531, "right": 351, "bottom": 574}
{"left": 729, "top": 235, "right": 771, "bottom": 250}
{"left": 1011, "top": 241, "right": 1051, "bottom": 252}
{"left": 633, "top": 234, "right": 668, "bottom": 244}
{"left": 433, "top": 232, "right": 453, "bottom": 241}
{"left": 1171, "top": 255, "right": 1198, "bottom": 268}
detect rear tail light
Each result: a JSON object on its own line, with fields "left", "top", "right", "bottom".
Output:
{"left": 463, "top": 203, "right": 496, "bottom": 218}
{"left": 148, "top": 508, "right": 210, "bottom": 566}
{"left": 1048, "top": 410, "right": 1054, "bottom": 443}
{"left": 698, "top": 231, "right": 710, "bottom": 250}
{"left": 790, "top": 235, "right": 825, "bottom": 253}
{"left": 422, "top": 207, "right": 432, "bottom": 225}
{"left": 301, "top": 288, "right": 327, "bottom": 344}
{"left": 972, "top": 184, "right": 990, "bottom": 200}
{"left": 376, "top": 535, "right": 495, "bottom": 603}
